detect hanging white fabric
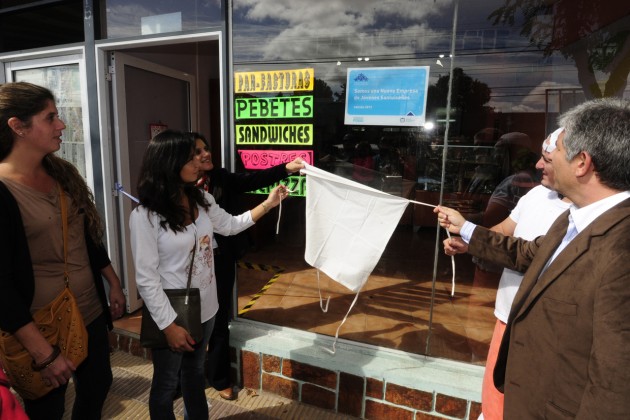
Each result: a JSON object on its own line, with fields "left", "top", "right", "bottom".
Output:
{"left": 302, "top": 163, "right": 410, "bottom": 293}
{"left": 301, "top": 163, "right": 446, "bottom": 354}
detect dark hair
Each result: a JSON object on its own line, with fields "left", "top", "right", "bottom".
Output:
{"left": 559, "top": 98, "right": 630, "bottom": 191}
{"left": 190, "top": 132, "right": 209, "bottom": 147}
{"left": 0, "top": 82, "right": 55, "bottom": 161}
{"left": 137, "top": 129, "right": 208, "bottom": 232}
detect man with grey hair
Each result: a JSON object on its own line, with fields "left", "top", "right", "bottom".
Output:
{"left": 436, "top": 97, "right": 630, "bottom": 418}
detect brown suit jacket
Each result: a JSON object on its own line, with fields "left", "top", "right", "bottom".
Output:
{"left": 468, "top": 197, "right": 630, "bottom": 419}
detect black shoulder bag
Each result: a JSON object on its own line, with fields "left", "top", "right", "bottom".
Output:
{"left": 140, "top": 203, "right": 203, "bottom": 348}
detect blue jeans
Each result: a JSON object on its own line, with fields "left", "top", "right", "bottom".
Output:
{"left": 149, "top": 317, "right": 215, "bottom": 420}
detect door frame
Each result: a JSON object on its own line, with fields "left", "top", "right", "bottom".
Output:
{"left": 110, "top": 52, "right": 198, "bottom": 313}
{"left": 95, "top": 32, "right": 224, "bottom": 312}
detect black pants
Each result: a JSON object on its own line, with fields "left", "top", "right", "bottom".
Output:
{"left": 205, "top": 252, "right": 235, "bottom": 390}
{"left": 24, "top": 313, "right": 113, "bottom": 420}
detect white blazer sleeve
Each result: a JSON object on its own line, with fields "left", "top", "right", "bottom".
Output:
{"left": 129, "top": 207, "right": 178, "bottom": 331}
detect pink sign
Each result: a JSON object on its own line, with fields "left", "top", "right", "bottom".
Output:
{"left": 238, "top": 149, "right": 314, "bottom": 170}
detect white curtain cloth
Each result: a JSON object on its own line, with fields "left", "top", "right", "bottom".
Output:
{"left": 302, "top": 163, "right": 410, "bottom": 293}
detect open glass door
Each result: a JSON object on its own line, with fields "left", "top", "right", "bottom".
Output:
{"left": 109, "top": 51, "right": 197, "bottom": 312}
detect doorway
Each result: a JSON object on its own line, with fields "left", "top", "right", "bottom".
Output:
{"left": 96, "top": 33, "right": 223, "bottom": 312}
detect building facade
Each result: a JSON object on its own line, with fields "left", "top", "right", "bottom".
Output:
{"left": 2, "top": 0, "right": 628, "bottom": 418}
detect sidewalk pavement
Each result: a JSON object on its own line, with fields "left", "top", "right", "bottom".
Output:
{"left": 58, "top": 351, "right": 358, "bottom": 419}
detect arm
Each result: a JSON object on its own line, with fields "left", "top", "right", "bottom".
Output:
{"left": 443, "top": 236, "right": 469, "bottom": 256}
{"left": 221, "top": 158, "right": 305, "bottom": 194}
{"left": 436, "top": 204, "right": 537, "bottom": 271}
{"left": 285, "top": 158, "right": 305, "bottom": 174}
{"left": 465, "top": 187, "right": 557, "bottom": 271}
{"left": 491, "top": 217, "right": 517, "bottom": 237}
{"left": 434, "top": 205, "right": 468, "bottom": 235}
{"left": 0, "top": 184, "right": 34, "bottom": 333}
{"left": 84, "top": 232, "right": 126, "bottom": 321}
{"left": 473, "top": 199, "right": 517, "bottom": 273}
{"left": 101, "top": 264, "right": 125, "bottom": 320}
{"left": 250, "top": 184, "right": 289, "bottom": 222}
{"left": 442, "top": 215, "right": 517, "bottom": 255}
{"left": 209, "top": 185, "right": 289, "bottom": 236}
{"left": 468, "top": 227, "right": 540, "bottom": 273}
{"left": 482, "top": 199, "right": 513, "bottom": 229}
{"left": 13, "top": 323, "right": 76, "bottom": 388}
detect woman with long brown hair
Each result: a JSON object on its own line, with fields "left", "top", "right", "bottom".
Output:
{"left": 0, "top": 82, "right": 125, "bottom": 419}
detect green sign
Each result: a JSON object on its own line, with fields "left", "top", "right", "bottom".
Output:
{"left": 235, "top": 96, "right": 313, "bottom": 119}
{"left": 235, "top": 124, "right": 313, "bottom": 145}
{"left": 249, "top": 176, "right": 306, "bottom": 197}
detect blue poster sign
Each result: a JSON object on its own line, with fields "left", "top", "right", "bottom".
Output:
{"left": 344, "top": 66, "right": 429, "bottom": 126}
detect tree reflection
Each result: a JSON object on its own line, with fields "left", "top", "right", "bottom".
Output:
{"left": 426, "top": 67, "right": 493, "bottom": 136}
{"left": 489, "top": 0, "right": 630, "bottom": 98}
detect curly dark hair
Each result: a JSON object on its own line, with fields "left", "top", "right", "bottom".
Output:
{"left": 136, "top": 129, "right": 209, "bottom": 232}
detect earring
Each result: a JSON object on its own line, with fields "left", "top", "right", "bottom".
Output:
{"left": 18, "top": 132, "right": 24, "bottom": 137}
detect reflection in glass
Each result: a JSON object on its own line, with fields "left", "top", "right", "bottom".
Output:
{"left": 231, "top": 0, "right": 629, "bottom": 364}
{"left": 13, "top": 65, "right": 87, "bottom": 179}
{"left": 104, "top": 0, "right": 222, "bottom": 38}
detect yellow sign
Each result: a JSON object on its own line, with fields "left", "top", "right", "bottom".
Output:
{"left": 235, "top": 124, "right": 313, "bottom": 145}
{"left": 235, "top": 68, "right": 314, "bottom": 93}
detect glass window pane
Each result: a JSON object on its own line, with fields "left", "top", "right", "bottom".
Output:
{"left": 231, "top": 0, "right": 630, "bottom": 365}
{"left": 232, "top": 0, "right": 466, "bottom": 360}
{"left": 13, "top": 65, "right": 87, "bottom": 179}
{"left": 103, "top": 0, "right": 222, "bottom": 39}
{"left": 441, "top": 0, "right": 630, "bottom": 361}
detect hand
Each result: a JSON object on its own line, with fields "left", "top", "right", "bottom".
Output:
{"left": 443, "top": 237, "right": 468, "bottom": 256}
{"left": 163, "top": 322, "right": 196, "bottom": 352}
{"left": 108, "top": 283, "right": 126, "bottom": 320}
{"left": 15, "top": 323, "right": 75, "bottom": 388}
{"left": 40, "top": 353, "right": 75, "bottom": 388}
{"left": 285, "top": 158, "right": 306, "bottom": 174}
{"left": 102, "top": 264, "right": 126, "bottom": 319}
{"left": 434, "top": 205, "right": 467, "bottom": 235}
{"left": 264, "top": 184, "right": 289, "bottom": 208}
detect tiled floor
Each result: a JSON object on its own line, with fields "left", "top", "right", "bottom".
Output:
{"left": 114, "top": 225, "right": 496, "bottom": 366}
{"left": 32, "top": 351, "right": 357, "bottom": 419}
{"left": 113, "top": 310, "right": 142, "bottom": 335}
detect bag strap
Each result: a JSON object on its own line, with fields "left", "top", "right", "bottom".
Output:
{"left": 185, "top": 235, "right": 196, "bottom": 291}
{"left": 58, "top": 184, "right": 70, "bottom": 288}
{"left": 184, "top": 198, "right": 197, "bottom": 304}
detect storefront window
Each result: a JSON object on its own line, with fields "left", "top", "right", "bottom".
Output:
{"left": 232, "top": 0, "right": 630, "bottom": 364}
{"left": 103, "top": 0, "right": 223, "bottom": 39}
